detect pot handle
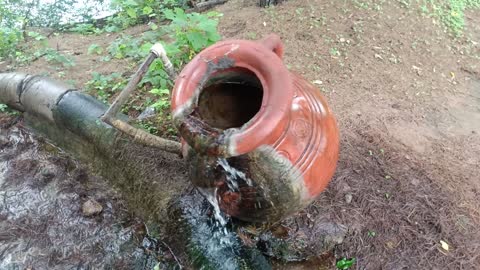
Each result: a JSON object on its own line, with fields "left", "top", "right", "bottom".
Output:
{"left": 259, "top": 34, "right": 284, "bottom": 59}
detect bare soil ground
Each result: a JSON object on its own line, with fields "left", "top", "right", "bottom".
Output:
{"left": 216, "top": 0, "right": 480, "bottom": 268}
{"left": 1, "top": 0, "right": 480, "bottom": 269}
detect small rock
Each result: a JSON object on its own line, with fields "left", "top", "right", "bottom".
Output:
{"left": 345, "top": 193, "right": 353, "bottom": 204}
{"left": 339, "top": 37, "right": 346, "bottom": 43}
{"left": 82, "top": 199, "right": 103, "bottom": 217}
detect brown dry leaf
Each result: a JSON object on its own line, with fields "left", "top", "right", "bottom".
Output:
{"left": 386, "top": 241, "right": 396, "bottom": 249}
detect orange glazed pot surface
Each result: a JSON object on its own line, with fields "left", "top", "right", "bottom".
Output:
{"left": 171, "top": 34, "right": 340, "bottom": 223}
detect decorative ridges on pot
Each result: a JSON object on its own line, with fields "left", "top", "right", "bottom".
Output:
{"left": 267, "top": 75, "right": 339, "bottom": 199}
{"left": 294, "top": 79, "right": 325, "bottom": 172}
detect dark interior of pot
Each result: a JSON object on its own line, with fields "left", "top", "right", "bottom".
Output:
{"left": 197, "top": 68, "right": 264, "bottom": 130}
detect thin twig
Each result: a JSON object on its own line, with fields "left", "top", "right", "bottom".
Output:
{"left": 102, "top": 52, "right": 157, "bottom": 122}
{"left": 161, "top": 240, "right": 183, "bottom": 269}
{"left": 109, "top": 118, "right": 182, "bottom": 155}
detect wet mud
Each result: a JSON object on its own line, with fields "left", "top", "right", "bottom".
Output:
{"left": 0, "top": 117, "right": 165, "bottom": 270}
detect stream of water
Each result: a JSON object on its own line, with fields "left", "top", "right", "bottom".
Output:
{"left": 180, "top": 157, "right": 265, "bottom": 269}
{"left": 200, "top": 158, "right": 254, "bottom": 233}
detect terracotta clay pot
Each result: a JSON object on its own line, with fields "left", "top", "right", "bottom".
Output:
{"left": 171, "top": 34, "right": 339, "bottom": 223}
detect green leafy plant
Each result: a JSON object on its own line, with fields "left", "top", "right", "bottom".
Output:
{"left": 107, "top": 34, "right": 143, "bottom": 59}
{"left": 0, "top": 104, "right": 8, "bottom": 112}
{"left": 27, "top": 31, "right": 46, "bottom": 41}
{"left": 407, "top": 0, "right": 480, "bottom": 35}
{"left": 137, "top": 8, "right": 221, "bottom": 101}
{"left": 149, "top": 88, "right": 170, "bottom": 110}
{"left": 164, "top": 8, "right": 221, "bottom": 57}
{"left": 108, "top": 0, "right": 187, "bottom": 30}
{"left": 330, "top": 47, "right": 340, "bottom": 57}
{"left": 70, "top": 23, "right": 104, "bottom": 35}
{"left": 88, "top": 43, "right": 104, "bottom": 55}
{"left": 138, "top": 120, "right": 158, "bottom": 134}
{"left": 0, "top": 27, "right": 23, "bottom": 61}
{"left": 41, "top": 48, "right": 75, "bottom": 67}
{"left": 141, "top": 58, "right": 172, "bottom": 89}
{"left": 85, "top": 72, "right": 127, "bottom": 102}
{"left": 336, "top": 258, "right": 356, "bottom": 270}
{"left": 0, "top": 103, "right": 19, "bottom": 115}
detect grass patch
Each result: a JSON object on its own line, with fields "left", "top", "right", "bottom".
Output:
{"left": 421, "top": 0, "right": 480, "bottom": 35}
{"left": 350, "top": 0, "right": 480, "bottom": 35}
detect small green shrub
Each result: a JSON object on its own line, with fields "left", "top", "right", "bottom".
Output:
{"left": 107, "top": 34, "right": 144, "bottom": 59}
{"left": 70, "top": 23, "right": 104, "bottom": 35}
{"left": 88, "top": 44, "right": 104, "bottom": 55}
{"left": 149, "top": 88, "right": 170, "bottom": 110}
{"left": 0, "top": 28, "right": 23, "bottom": 61}
{"left": 0, "top": 104, "right": 8, "bottom": 112}
{"left": 41, "top": 48, "right": 75, "bottom": 67}
{"left": 416, "top": 0, "right": 480, "bottom": 35}
{"left": 85, "top": 72, "right": 127, "bottom": 102}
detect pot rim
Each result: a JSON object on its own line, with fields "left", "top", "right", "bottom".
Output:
{"left": 172, "top": 35, "right": 293, "bottom": 157}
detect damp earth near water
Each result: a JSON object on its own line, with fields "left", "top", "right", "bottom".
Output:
{"left": 0, "top": 117, "right": 165, "bottom": 270}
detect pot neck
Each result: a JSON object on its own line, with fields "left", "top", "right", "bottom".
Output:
{"left": 172, "top": 35, "right": 293, "bottom": 157}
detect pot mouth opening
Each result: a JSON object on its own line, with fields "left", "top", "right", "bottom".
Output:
{"left": 196, "top": 67, "right": 264, "bottom": 130}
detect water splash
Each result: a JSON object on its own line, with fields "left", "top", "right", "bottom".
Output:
{"left": 217, "top": 158, "right": 253, "bottom": 188}
{"left": 199, "top": 187, "right": 229, "bottom": 239}
{"left": 197, "top": 158, "right": 255, "bottom": 247}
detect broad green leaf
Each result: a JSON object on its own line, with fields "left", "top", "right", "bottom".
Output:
{"left": 126, "top": 8, "right": 137, "bottom": 19}
{"left": 164, "top": 9, "right": 175, "bottom": 20}
{"left": 173, "top": 7, "right": 187, "bottom": 20}
{"left": 186, "top": 32, "right": 207, "bottom": 51}
{"left": 336, "top": 258, "right": 356, "bottom": 270}
{"left": 143, "top": 6, "right": 153, "bottom": 15}
{"left": 140, "top": 42, "right": 153, "bottom": 55}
